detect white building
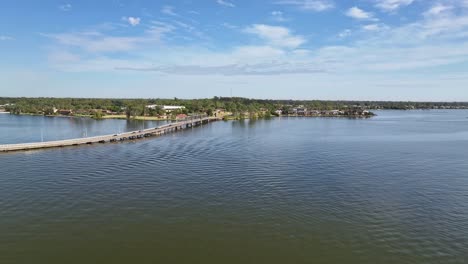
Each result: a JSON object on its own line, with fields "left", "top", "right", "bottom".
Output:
{"left": 146, "top": 105, "right": 186, "bottom": 112}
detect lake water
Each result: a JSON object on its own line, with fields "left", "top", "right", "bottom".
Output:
{"left": 1, "top": 111, "right": 468, "bottom": 264}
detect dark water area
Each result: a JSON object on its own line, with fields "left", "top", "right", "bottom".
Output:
{"left": 1, "top": 110, "right": 468, "bottom": 263}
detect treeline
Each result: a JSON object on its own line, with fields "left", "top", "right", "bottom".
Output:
{"left": 1, "top": 97, "right": 468, "bottom": 117}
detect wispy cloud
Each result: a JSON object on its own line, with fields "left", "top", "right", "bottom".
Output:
{"left": 233, "top": 45, "right": 286, "bottom": 58}
{"left": 113, "top": 45, "right": 324, "bottom": 75}
{"left": 42, "top": 0, "right": 468, "bottom": 82}
{"left": 362, "top": 24, "right": 388, "bottom": 31}
{"left": 338, "top": 29, "right": 351, "bottom": 38}
{"left": 171, "top": 20, "right": 207, "bottom": 40}
{"left": 122, "top": 17, "right": 141, "bottom": 26}
{"left": 162, "top": 5, "right": 178, "bottom": 16}
{"left": 116, "top": 62, "right": 325, "bottom": 75}
{"left": 271, "top": 11, "right": 288, "bottom": 22}
{"left": 44, "top": 32, "right": 142, "bottom": 52}
{"left": 275, "top": 0, "right": 334, "bottom": 12}
{"left": 313, "top": 5, "right": 468, "bottom": 73}
{"left": 423, "top": 4, "right": 453, "bottom": 17}
{"left": 216, "top": 0, "right": 235, "bottom": 7}
{"left": 244, "top": 24, "right": 305, "bottom": 48}
{"left": 42, "top": 23, "right": 172, "bottom": 53}
{"left": 222, "top": 22, "right": 238, "bottom": 29}
{"left": 0, "top": 35, "right": 14, "bottom": 41}
{"left": 59, "top": 3, "right": 72, "bottom": 11}
{"left": 375, "top": 0, "right": 414, "bottom": 12}
{"left": 346, "top": 7, "right": 378, "bottom": 21}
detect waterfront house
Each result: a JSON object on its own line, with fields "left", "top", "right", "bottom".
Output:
{"left": 214, "top": 108, "right": 228, "bottom": 117}
{"left": 0, "top": 103, "right": 15, "bottom": 112}
{"left": 296, "top": 108, "right": 307, "bottom": 116}
{"left": 58, "top": 109, "right": 73, "bottom": 115}
{"left": 308, "top": 110, "right": 321, "bottom": 116}
{"left": 146, "top": 105, "right": 186, "bottom": 113}
{"left": 176, "top": 114, "right": 188, "bottom": 120}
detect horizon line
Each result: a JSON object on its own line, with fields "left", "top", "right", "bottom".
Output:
{"left": 1, "top": 96, "right": 468, "bottom": 104}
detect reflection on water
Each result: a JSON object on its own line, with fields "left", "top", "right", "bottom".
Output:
{"left": 1, "top": 110, "right": 468, "bottom": 264}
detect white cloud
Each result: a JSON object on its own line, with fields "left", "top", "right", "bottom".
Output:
{"left": 363, "top": 24, "right": 379, "bottom": 31}
{"left": 45, "top": 33, "right": 141, "bottom": 52}
{"left": 0, "top": 35, "right": 14, "bottom": 41}
{"left": 116, "top": 62, "right": 324, "bottom": 75}
{"left": 171, "top": 20, "right": 207, "bottom": 40}
{"left": 59, "top": 3, "right": 72, "bottom": 11}
{"left": 216, "top": 0, "right": 235, "bottom": 7}
{"left": 375, "top": 0, "right": 414, "bottom": 12}
{"left": 275, "top": 0, "right": 334, "bottom": 12}
{"left": 423, "top": 4, "right": 453, "bottom": 17}
{"left": 43, "top": 23, "right": 172, "bottom": 53}
{"left": 222, "top": 22, "right": 238, "bottom": 29}
{"left": 362, "top": 24, "right": 388, "bottom": 31}
{"left": 244, "top": 24, "right": 305, "bottom": 48}
{"left": 338, "top": 29, "right": 351, "bottom": 38}
{"left": 271, "top": 11, "right": 288, "bottom": 22}
{"left": 415, "top": 4, "right": 468, "bottom": 38}
{"left": 42, "top": 0, "right": 468, "bottom": 86}
{"left": 346, "top": 7, "right": 378, "bottom": 21}
{"left": 113, "top": 45, "right": 325, "bottom": 75}
{"left": 310, "top": 9, "right": 468, "bottom": 73}
{"left": 162, "top": 6, "right": 177, "bottom": 16}
{"left": 122, "top": 17, "right": 141, "bottom": 26}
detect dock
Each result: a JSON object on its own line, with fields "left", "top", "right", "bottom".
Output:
{"left": 0, "top": 116, "right": 220, "bottom": 152}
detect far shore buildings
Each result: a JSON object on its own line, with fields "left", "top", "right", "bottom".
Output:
{"left": 0, "top": 103, "right": 15, "bottom": 112}
{"left": 275, "top": 107, "right": 372, "bottom": 117}
{"left": 146, "top": 105, "right": 186, "bottom": 113}
{"left": 58, "top": 109, "right": 73, "bottom": 115}
{"left": 176, "top": 114, "right": 188, "bottom": 120}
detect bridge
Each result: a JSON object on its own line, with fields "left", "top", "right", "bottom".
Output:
{"left": 0, "top": 116, "right": 221, "bottom": 153}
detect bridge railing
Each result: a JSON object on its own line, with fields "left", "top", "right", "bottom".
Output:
{"left": 176, "top": 114, "right": 208, "bottom": 122}
{"left": 0, "top": 116, "right": 215, "bottom": 150}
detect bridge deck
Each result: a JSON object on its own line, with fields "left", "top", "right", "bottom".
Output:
{"left": 0, "top": 116, "right": 220, "bottom": 152}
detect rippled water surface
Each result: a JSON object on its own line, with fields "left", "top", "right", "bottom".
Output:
{"left": 1, "top": 111, "right": 468, "bottom": 264}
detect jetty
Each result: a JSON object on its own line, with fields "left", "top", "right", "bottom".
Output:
{"left": 0, "top": 115, "right": 220, "bottom": 153}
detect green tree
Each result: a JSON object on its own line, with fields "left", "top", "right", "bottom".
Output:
{"left": 93, "top": 110, "right": 104, "bottom": 119}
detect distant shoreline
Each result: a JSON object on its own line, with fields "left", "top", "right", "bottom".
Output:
{"left": 3, "top": 96, "right": 468, "bottom": 122}
{"left": 4, "top": 112, "right": 183, "bottom": 121}
{"left": 4, "top": 109, "right": 468, "bottom": 122}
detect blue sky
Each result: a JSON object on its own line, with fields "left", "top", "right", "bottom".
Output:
{"left": 1, "top": 0, "right": 468, "bottom": 100}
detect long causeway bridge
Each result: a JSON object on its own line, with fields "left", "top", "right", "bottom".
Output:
{"left": 0, "top": 116, "right": 220, "bottom": 153}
